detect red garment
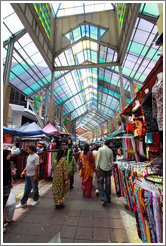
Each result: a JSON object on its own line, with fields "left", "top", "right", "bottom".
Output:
{"left": 74, "top": 150, "right": 79, "bottom": 162}
{"left": 82, "top": 177, "right": 92, "bottom": 198}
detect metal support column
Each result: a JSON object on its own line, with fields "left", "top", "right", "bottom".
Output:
{"left": 48, "top": 71, "right": 56, "bottom": 125}
{"left": 69, "top": 113, "right": 72, "bottom": 133}
{"left": 74, "top": 121, "right": 76, "bottom": 138}
{"left": 3, "top": 38, "right": 14, "bottom": 85}
{"left": 3, "top": 38, "right": 14, "bottom": 126}
{"left": 60, "top": 104, "right": 64, "bottom": 131}
{"left": 114, "top": 112, "right": 117, "bottom": 131}
{"left": 119, "top": 66, "right": 127, "bottom": 112}
{"left": 129, "top": 81, "right": 135, "bottom": 100}
{"left": 50, "top": 71, "right": 55, "bottom": 102}
{"left": 44, "top": 88, "right": 49, "bottom": 125}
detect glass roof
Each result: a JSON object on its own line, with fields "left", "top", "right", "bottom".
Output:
{"left": 65, "top": 24, "right": 107, "bottom": 44}
{"left": 3, "top": 2, "right": 162, "bottom": 131}
{"left": 52, "top": 2, "right": 114, "bottom": 17}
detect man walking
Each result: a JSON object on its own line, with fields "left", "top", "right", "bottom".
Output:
{"left": 16, "top": 145, "right": 40, "bottom": 208}
{"left": 96, "top": 139, "right": 113, "bottom": 206}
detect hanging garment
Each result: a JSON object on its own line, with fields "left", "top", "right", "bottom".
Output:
{"left": 142, "top": 91, "right": 159, "bottom": 132}
{"left": 152, "top": 78, "right": 163, "bottom": 131}
{"left": 112, "top": 163, "right": 121, "bottom": 197}
{"left": 144, "top": 190, "right": 156, "bottom": 243}
{"left": 152, "top": 190, "right": 163, "bottom": 243}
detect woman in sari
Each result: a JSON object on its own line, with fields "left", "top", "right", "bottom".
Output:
{"left": 79, "top": 144, "right": 95, "bottom": 198}
{"left": 51, "top": 149, "right": 69, "bottom": 209}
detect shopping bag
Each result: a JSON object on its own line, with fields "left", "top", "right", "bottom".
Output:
{"left": 5, "top": 189, "right": 16, "bottom": 222}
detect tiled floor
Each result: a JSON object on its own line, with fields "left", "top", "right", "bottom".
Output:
{"left": 3, "top": 172, "right": 142, "bottom": 244}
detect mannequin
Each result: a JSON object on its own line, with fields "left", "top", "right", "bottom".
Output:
{"left": 152, "top": 72, "right": 163, "bottom": 144}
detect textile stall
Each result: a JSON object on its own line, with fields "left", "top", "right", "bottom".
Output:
{"left": 112, "top": 56, "right": 163, "bottom": 243}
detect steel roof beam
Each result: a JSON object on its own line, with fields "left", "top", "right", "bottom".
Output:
{"left": 96, "top": 111, "right": 112, "bottom": 121}
{"left": 98, "top": 102, "right": 118, "bottom": 113}
{"left": 98, "top": 89, "right": 120, "bottom": 102}
{"left": 54, "top": 61, "right": 119, "bottom": 71}
{"left": 138, "top": 12, "right": 158, "bottom": 24}
{"left": 28, "top": 70, "right": 71, "bottom": 97}
{"left": 55, "top": 36, "right": 118, "bottom": 57}
{"left": 3, "top": 28, "right": 27, "bottom": 47}
{"left": 72, "top": 111, "right": 88, "bottom": 122}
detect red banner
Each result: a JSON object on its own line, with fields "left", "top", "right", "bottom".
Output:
{"left": 92, "top": 130, "right": 95, "bottom": 139}
{"left": 112, "top": 119, "right": 115, "bottom": 132}
{"left": 101, "top": 125, "right": 104, "bottom": 137}
{"left": 3, "top": 133, "right": 13, "bottom": 143}
{"left": 107, "top": 121, "right": 111, "bottom": 135}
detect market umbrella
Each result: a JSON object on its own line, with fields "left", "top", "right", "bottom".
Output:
{"left": 3, "top": 126, "right": 17, "bottom": 135}
{"left": 43, "top": 123, "right": 59, "bottom": 135}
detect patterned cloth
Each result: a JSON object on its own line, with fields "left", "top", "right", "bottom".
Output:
{"left": 152, "top": 76, "right": 163, "bottom": 131}
{"left": 51, "top": 157, "right": 69, "bottom": 206}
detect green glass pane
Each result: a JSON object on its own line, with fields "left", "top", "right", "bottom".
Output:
{"left": 153, "top": 51, "right": 162, "bottom": 61}
{"left": 23, "top": 88, "right": 33, "bottom": 95}
{"left": 139, "top": 3, "right": 145, "bottom": 12}
{"left": 11, "top": 63, "right": 30, "bottom": 78}
{"left": 129, "top": 42, "right": 144, "bottom": 55}
{"left": 73, "top": 27, "right": 81, "bottom": 41}
{"left": 61, "top": 84, "right": 66, "bottom": 89}
{"left": 143, "top": 3, "right": 159, "bottom": 17}
{"left": 122, "top": 67, "right": 132, "bottom": 76}
{"left": 65, "top": 32, "right": 70, "bottom": 41}
{"left": 100, "top": 29, "right": 106, "bottom": 37}
{"left": 55, "top": 71, "right": 61, "bottom": 77}
{"left": 99, "top": 57, "right": 105, "bottom": 63}
{"left": 139, "top": 74, "right": 147, "bottom": 82}
{"left": 146, "top": 48, "right": 157, "bottom": 59}
{"left": 30, "top": 83, "right": 41, "bottom": 90}
{"left": 141, "top": 46, "right": 149, "bottom": 56}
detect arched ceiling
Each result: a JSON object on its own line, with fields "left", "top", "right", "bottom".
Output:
{"left": 3, "top": 2, "right": 162, "bottom": 132}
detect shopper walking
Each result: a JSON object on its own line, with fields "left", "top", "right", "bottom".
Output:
{"left": 96, "top": 139, "right": 113, "bottom": 206}
{"left": 93, "top": 144, "right": 100, "bottom": 196}
{"left": 74, "top": 146, "right": 80, "bottom": 166}
{"left": 15, "top": 145, "right": 39, "bottom": 208}
{"left": 79, "top": 144, "right": 95, "bottom": 198}
{"left": 3, "top": 150, "right": 12, "bottom": 234}
{"left": 51, "top": 149, "right": 69, "bottom": 209}
{"left": 66, "top": 148, "right": 77, "bottom": 189}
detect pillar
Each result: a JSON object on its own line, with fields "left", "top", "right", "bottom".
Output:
{"left": 119, "top": 66, "right": 127, "bottom": 111}
{"left": 3, "top": 38, "right": 14, "bottom": 126}
{"left": 157, "top": 3, "right": 163, "bottom": 52}
{"left": 48, "top": 71, "right": 55, "bottom": 125}
{"left": 69, "top": 113, "right": 72, "bottom": 133}
{"left": 74, "top": 121, "right": 76, "bottom": 138}
{"left": 60, "top": 105, "right": 64, "bottom": 131}
{"left": 114, "top": 112, "right": 117, "bottom": 131}
{"left": 129, "top": 81, "right": 135, "bottom": 100}
{"left": 44, "top": 88, "right": 49, "bottom": 125}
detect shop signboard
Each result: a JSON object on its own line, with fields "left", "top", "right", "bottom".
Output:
{"left": 101, "top": 125, "right": 104, "bottom": 137}
{"left": 34, "top": 91, "right": 43, "bottom": 117}
{"left": 63, "top": 115, "right": 70, "bottom": 133}
{"left": 3, "top": 133, "right": 13, "bottom": 144}
{"left": 107, "top": 121, "right": 111, "bottom": 135}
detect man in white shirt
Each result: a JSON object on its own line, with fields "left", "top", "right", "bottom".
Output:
{"left": 16, "top": 145, "right": 40, "bottom": 208}
{"left": 96, "top": 139, "right": 113, "bottom": 206}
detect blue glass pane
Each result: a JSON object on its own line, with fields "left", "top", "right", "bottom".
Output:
{"left": 90, "top": 25, "right": 98, "bottom": 40}
{"left": 85, "top": 25, "right": 90, "bottom": 37}
{"left": 100, "top": 29, "right": 106, "bottom": 37}
{"left": 73, "top": 27, "right": 81, "bottom": 42}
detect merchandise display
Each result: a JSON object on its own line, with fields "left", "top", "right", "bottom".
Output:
{"left": 2, "top": 2, "right": 163, "bottom": 244}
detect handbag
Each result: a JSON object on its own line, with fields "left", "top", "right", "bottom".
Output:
{"left": 5, "top": 189, "right": 16, "bottom": 222}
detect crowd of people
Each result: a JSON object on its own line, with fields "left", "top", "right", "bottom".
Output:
{"left": 3, "top": 139, "right": 123, "bottom": 233}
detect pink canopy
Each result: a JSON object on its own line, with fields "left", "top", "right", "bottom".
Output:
{"left": 43, "top": 123, "right": 59, "bottom": 135}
